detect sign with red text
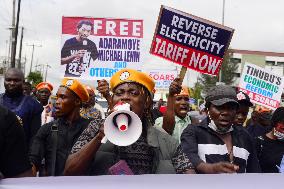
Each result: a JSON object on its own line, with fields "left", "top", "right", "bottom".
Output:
{"left": 148, "top": 70, "right": 178, "bottom": 89}
{"left": 239, "top": 63, "right": 284, "bottom": 110}
{"left": 150, "top": 6, "right": 234, "bottom": 76}
{"left": 61, "top": 17, "right": 143, "bottom": 79}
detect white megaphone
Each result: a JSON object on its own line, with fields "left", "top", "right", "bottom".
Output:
{"left": 102, "top": 102, "right": 142, "bottom": 146}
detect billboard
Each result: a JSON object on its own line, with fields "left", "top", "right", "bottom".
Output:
{"left": 61, "top": 17, "right": 143, "bottom": 80}
{"left": 148, "top": 70, "right": 178, "bottom": 90}
{"left": 239, "top": 63, "right": 284, "bottom": 110}
{"left": 150, "top": 6, "right": 234, "bottom": 76}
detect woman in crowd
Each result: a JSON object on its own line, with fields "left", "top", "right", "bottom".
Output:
{"left": 256, "top": 107, "right": 284, "bottom": 173}
{"left": 64, "top": 69, "right": 178, "bottom": 175}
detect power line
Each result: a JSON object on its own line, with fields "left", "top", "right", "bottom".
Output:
{"left": 26, "top": 43, "right": 42, "bottom": 73}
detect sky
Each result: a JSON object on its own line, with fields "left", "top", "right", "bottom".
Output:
{"left": 0, "top": 0, "right": 284, "bottom": 92}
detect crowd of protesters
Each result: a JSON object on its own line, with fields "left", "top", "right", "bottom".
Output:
{"left": 0, "top": 67, "right": 284, "bottom": 179}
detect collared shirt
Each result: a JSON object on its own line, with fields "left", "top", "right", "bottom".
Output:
{"left": 29, "top": 117, "right": 91, "bottom": 176}
{"left": 154, "top": 115, "right": 191, "bottom": 143}
{"left": 71, "top": 119, "right": 178, "bottom": 175}
{"left": 180, "top": 118, "right": 261, "bottom": 173}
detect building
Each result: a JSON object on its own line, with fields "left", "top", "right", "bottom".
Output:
{"left": 230, "top": 49, "right": 284, "bottom": 86}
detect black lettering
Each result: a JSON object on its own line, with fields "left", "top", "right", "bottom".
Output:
{"left": 276, "top": 77, "right": 282, "bottom": 85}
{"left": 246, "top": 65, "right": 253, "bottom": 75}
{"left": 264, "top": 73, "right": 269, "bottom": 82}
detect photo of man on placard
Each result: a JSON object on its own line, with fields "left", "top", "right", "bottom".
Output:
{"left": 61, "top": 20, "right": 98, "bottom": 77}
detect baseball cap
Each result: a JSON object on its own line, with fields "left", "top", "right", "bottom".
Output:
{"left": 236, "top": 91, "right": 253, "bottom": 107}
{"left": 205, "top": 85, "right": 238, "bottom": 107}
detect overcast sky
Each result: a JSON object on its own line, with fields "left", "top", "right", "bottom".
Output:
{"left": 0, "top": 0, "right": 284, "bottom": 91}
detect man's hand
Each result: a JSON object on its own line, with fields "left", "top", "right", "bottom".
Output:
{"left": 198, "top": 162, "right": 239, "bottom": 174}
{"left": 71, "top": 50, "right": 86, "bottom": 61}
{"left": 97, "top": 79, "right": 110, "bottom": 99}
{"left": 169, "top": 78, "right": 182, "bottom": 96}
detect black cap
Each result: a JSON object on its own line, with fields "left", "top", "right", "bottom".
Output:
{"left": 237, "top": 91, "right": 253, "bottom": 107}
{"left": 205, "top": 85, "right": 238, "bottom": 106}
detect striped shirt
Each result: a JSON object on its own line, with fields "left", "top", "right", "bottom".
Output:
{"left": 180, "top": 118, "right": 261, "bottom": 173}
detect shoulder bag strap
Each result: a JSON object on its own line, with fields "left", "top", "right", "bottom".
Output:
{"left": 50, "top": 121, "right": 58, "bottom": 176}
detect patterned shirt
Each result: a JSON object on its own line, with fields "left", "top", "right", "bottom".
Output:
{"left": 172, "top": 145, "right": 194, "bottom": 174}
{"left": 71, "top": 120, "right": 154, "bottom": 174}
{"left": 71, "top": 120, "right": 179, "bottom": 175}
{"left": 80, "top": 106, "right": 102, "bottom": 120}
{"left": 154, "top": 115, "right": 191, "bottom": 143}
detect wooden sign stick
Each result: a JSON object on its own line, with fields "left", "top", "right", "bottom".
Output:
{"left": 179, "top": 66, "right": 187, "bottom": 84}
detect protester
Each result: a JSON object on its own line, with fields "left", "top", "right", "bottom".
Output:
{"left": 234, "top": 91, "right": 253, "bottom": 126}
{"left": 31, "top": 86, "right": 37, "bottom": 99}
{"left": 29, "top": 78, "right": 93, "bottom": 176}
{"left": 176, "top": 85, "right": 260, "bottom": 173}
{"left": 23, "top": 81, "right": 32, "bottom": 96}
{"left": 61, "top": 20, "right": 98, "bottom": 77}
{"left": 0, "top": 68, "right": 43, "bottom": 146}
{"left": 151, "top": 98, "right": 164, "bottom": 122}
{"left": 256, "top": 107, "right": 284, "bottom": 173}
{"left": 36, "top": 82, "right": 54, "bottom": 125}
{"left": 155, "top": 78, "right": 191, "bottom": 143}
{"left": 80, "top": 85, "right": 102, "bottom": 120}
{"left": 64, "top": 69, "right": 178, "bottom": 175}
{"left": 97, "top": 79, "right": 113, "bottom": 110}
{"left": 0, "top": 105, "right": 33, "bottom": 178}
{"left": 246, "top": 106, "right": 272, "bottom": 137}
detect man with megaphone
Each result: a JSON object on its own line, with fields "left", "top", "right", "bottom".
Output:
{"left": 64, "top": 69, "right": 178, "bottom": 175}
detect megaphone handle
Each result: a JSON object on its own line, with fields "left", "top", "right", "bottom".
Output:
{"left": 101, "top": 136, "right": 108, "bottom": 144}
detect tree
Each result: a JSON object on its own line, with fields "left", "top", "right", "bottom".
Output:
{"left": 190, "top": 81, "right": 203, "bottom": 100}
{"left": 199, "top": 50, "right": 238, "bottom": 92}
{"left": 27, "top": 71, "right": 43, "bottom": 86}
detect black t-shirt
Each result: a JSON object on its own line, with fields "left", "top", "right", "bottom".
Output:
{"left": 29, "top": 117, "right": 91, "bottom": 176}
{"left": 61, "top": 37, "right": 98, "bottom": 77}
{"left": 0, "top": 105, "right": 31, "bottom": 177}
{"left": 256, "top": 135, "right": 284, "bottom": 173}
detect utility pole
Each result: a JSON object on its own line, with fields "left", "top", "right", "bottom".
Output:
{"left": 10, "top": 0, "right": 16, "bottom": 67}
{"left": 44, "top": 64, "right": 51, "bottom": 82}
{"left": 18, "top": 27, "right": 24, "bottom": 69}
{"left": 27, "top": 44, "right": 42, "bottom": 74}
{"left": 11, "top": 0, "right": 22, "bottom": 68}
{"left": 218, "top": 0, "right": 225, "bottom": 83}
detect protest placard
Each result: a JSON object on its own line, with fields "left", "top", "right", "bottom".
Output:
{"left": 239, "top": 63, "right": 284, "bottom": 110}
{"left": 61, "top": 17, "right": 143, "bottom": 80}
{"left": 148, "top": 70, "right": 178, "bottom": 90}
{"left": 150, "top": 6, "right": 234, "bottom": 76}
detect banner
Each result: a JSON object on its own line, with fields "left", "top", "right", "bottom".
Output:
{"left": 150, "top": 6, "right": 234, "bottom": 76}
{"left": 148, "top": 70, "right": 178, "bottom": 89}
{"left": 61, "top": 17, "right": 143, "bottom": 80}
{"left": 239, "top": 63, "right": 284, "bottom": 110}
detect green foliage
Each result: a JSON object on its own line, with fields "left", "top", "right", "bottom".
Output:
{"left": 199, "top": 50, "right": 238, "bottom": 92}
{"left": 27, "top": 71, "right": 43, "bottom": 86}
{"left": 190, "top": 82, "right": 203, "bottom": 100}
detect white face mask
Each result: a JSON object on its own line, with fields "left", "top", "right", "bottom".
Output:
{"left": 208, "top": 113, "right": 233, "bottom": 134}
{"left": 274, "top": 128, "right": 284, "bottom": 141}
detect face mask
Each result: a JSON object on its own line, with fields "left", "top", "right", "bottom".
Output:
{"left": 274, "top": 128, "right": 284, "bottom": 141}
{"left": 208, "top": 113, "right": 233, "bottom": 134}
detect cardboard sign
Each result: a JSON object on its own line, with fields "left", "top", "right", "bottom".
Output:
{"left": 61, "top": 17, "right": 143, "bottom": 79}
{"left": 148, "top": 70, "right": 178, "bottom": 89}
{"left": 150, "top": 6, "right": 234, "bottom": 76}
{"left": 239, "top": 63, "right": 284, "bottom": 110}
